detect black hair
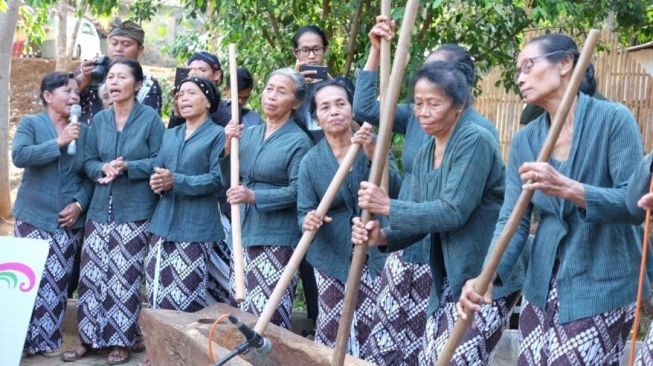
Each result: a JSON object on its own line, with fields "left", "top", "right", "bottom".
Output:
{"left": 108, "top": 58, "right": 145, "bottom": 83}
{"left": 226, "top": 67, "right": 254, "bottom": 91}
{"left": 411, "top": 61, "right": 470, "bottom": 108}
{"left": 527, "top": 33, "right": 598, "bottom": 96}
{"left": 40, "top": 72, "right": 75, "bottom": 106}
{"left": 292, "top": 25, "right": 329, "bottom": 49}
{"left": 309, "top": 78, "right": 354, "bottom": 116}
{"left": 428, "top": 44, "right": 476, "bottom": 87}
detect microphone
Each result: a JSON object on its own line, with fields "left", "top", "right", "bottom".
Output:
{"left": 227, "top": 315, "right": 271, "bottom": 353}
{"left": 67, "top": 104, "right": 82, "bottom": 155}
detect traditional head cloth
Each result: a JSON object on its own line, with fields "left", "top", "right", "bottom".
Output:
{"left": 177, "top": 76, "right": 220, "bottom": 114}
{"left": 109, "top": 18, "right": 145, "bottom": 45}
{"left": 188, "top": 51, "right": 222, "bottom": 71}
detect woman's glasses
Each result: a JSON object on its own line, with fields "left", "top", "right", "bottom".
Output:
{"left": 514, "top": 50, "right": 567, "bottom": 82}
{"left": 294, "top": 47, "right": 325, "bottom": 57}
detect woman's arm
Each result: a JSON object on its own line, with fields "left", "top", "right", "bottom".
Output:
{"left": 172, "top": 132, "right": 226, "bottom": 196}
{"left": 125, "top": 116, "right": 166, "bottom": 180}
{"left": 12, "top": 116, "right": 61, "bottom": 168}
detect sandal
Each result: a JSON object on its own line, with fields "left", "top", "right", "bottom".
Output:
{"left": 107, "top": 346, "right": 131, "bottom": 365}
{"left": 62, "top": 344, "right": 93, "bottom": 362}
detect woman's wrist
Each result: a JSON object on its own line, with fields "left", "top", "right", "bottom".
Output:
{"left": 564, "top": 179, "right": 586, "bottom": 208}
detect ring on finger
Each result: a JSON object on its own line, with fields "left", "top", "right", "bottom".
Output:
{"left": 533, "top": 172, "right": 539, "bottom": 182}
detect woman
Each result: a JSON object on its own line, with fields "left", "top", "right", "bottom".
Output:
{"left": 353, "top": 16, "right": 501, "bottom": 365}
{"left": 351, "top": 61, "right": 517, "bottom": 365}
{"left": 297, "top": 79, "right": 401, "bottom": 355}
{"left": 458, "top": 33, "right": 645, "bottom": 365}
{"left": 13, "top": 72, "right": 91, "bottom": 358}
{"left": 293, "top": 24, "right": 331, "bottom": 141}
{"left": 223, "top": 68, "right": 313, "bottom": 329}
{"left": 146, "top": 76, "right": 226, "bottom": 310}
{"left": 64, "top": 59, "right": 165, "bottom": 364}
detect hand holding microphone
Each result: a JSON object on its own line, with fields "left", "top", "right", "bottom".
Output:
{"left": 64, "top": 104, "right": 82, "bottom": 155}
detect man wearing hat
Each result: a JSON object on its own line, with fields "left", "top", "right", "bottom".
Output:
{"left": 168, "top": 51, "right": 226, "bottom": 129}
{"left": 74, "top": 18, "right": 163, "bottom": 125}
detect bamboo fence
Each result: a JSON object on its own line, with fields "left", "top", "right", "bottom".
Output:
{"left": 475, "top": 30, "right": 653, "bottom": 158}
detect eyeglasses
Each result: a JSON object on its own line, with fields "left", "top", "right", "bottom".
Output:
{"left": 514, "top": 50, "right": 566, "bottom": 82}
{"left": 294, "top": 47, "right": 325, "bottom": 57}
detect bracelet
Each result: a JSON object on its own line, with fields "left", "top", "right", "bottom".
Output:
{"left": 74, "top": 201, "right": 83, "bottom": 212}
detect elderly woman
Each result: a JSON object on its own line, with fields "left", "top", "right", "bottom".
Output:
{"left": 223, "top": 68, "right": 313, "bottom": 329}
{"left": 353, "top": 16, "right": 500, "bottom": 365}
{"left": 64, "top": 59, "right": 165, "bottom": 364}
{"left": 352, "top": 61, "right": 518, "bottom": 365}
{"left": 297, "top": 79, "right": 401, "bottom": 355}
{"left": 146, "top": 76, "right": 226, "bottom": 310}
{"left": 12, "top": 72, "right": 91, "bottom": 358}
{"left": 459, "top": 33, "right": 645, "bottom": 365}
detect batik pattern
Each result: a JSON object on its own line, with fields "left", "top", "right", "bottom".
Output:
{"left": 145, "top": 235, "right": 212, "bottom": 312}
{"left": 77, "top": 215, "right": 149, "bottom": 348}
{"left": 518, "top": 275, "right": 634, "bottom": 366}
{"left": 241, "top": 246, "right": 297, "bottom": 329}
{"left": 314, "top": 266, "right": 377, "bottom": 358}
{"left": 419, "top": 280, "right": 515, "bottom": 365}
{"left": 364, "top": 252, "right": 432, "bottom": 365}
{"left": 16, "top": 220, "right": 83, "bottom": 355}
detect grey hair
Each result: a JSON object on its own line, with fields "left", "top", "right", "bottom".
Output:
{"left": 268, "top": 67, "right": 306, "bottom": 103}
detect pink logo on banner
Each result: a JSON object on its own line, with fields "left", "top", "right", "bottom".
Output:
{"left": 0, "top": 262, "right": 37, "bottom": 292}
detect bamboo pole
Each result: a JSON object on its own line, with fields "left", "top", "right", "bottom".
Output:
{"left": 331, "top": 0, "right": 420, "bottom": 364}
{"left": 379, "top": 0, "right": 391, "bottom": 192}
{"left": 436, "top": 29, "right": 601, "bottom": 365}
{"left": 229, "top": 44, "right": 246, "bottom": 303}
{"left": 628, "top": 176, "right": 653, "bottom": 366}
{"left": 253, "top": 123, "right": 373, "bottom": 334}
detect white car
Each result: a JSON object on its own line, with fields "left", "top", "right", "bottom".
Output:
{"left": 71, "top": 18, "right": 102, "bottom": 60}
{"left": 42, "top": 14, "right": 102, "bottom": 61}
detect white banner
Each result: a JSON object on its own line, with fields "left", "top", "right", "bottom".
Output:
{"left": 0, "top": 236, "right": 50, "bottom": 366}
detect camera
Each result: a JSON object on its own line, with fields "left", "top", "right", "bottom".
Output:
{"left": 90, "top": 55, "right": 111, "bottom": 87}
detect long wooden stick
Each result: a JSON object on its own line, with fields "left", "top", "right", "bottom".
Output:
{"left": 331, "top": 1, "right": 419, "bottom": 364}
{"left": 229, "top": 44, "right": 246, "bottom": 303}
{"left": 253, "top": 123, "right": 372, "bottom": 334}
{"left": 379, "top": 0, "right": 392, "bottom": 192}
{"left": 628, "top": 175, "right": 653, "bottom": 366}
{"left": 436, "top": 29, "right": 601, "bottom": 365}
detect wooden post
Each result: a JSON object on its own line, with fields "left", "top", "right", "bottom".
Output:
{"left": 331, "top": 0, "right": 420, "bottom": 364}
{"left": 253, "top": 123, "right": 373, "bottom": 334}
{"left": 229, "top": 44, "right": 246, "bottom": 303}
{"left": 379, "top": 0, "right": 391, "bottom": 191}
{"left": 435, "top": 29, "right": 601, "bottom": 366}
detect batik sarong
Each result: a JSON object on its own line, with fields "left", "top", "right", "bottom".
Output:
{"left": 145, "top": 235, "right": 212, "bottom": 312}
{"left": 364, "top": 252, "right": 432, "bottom": 365}
{"left": 15, "top": 220, "right": 83, "bottom": 355}
{"left": 419, "top": 280, "right": 516, "bottom": 365}
{"left": 314, "top": 266, "right": 377, "bottom": 358}
{"left": 518, "top": 273, "right": 634, "bottom": 366}
{"left": 241, "top": 246, "right": 297, "bottom": 329}
{"left": 77, "top": 212, "right": 149, "bottom": 348}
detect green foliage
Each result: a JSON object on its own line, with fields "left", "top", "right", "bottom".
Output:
{"left": 129, "top": 0, "right": 160, "bottom": 25}
{"left": 162, "top": 30, "right": 211, "bottom": 66}
{"left": 17, "top": 6, "right": 48, "bottom": 48}
{"left": 0, "top": 1, "right": 8, "bottom": 12}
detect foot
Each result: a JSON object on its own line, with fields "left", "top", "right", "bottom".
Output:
{"left": 62, "top": 344, "right": 92, "bottom": 362}
{"left": 107, "top": 347, "right": 131, "bottom": 365}
{"left": 42, "top": 348, "right": 63, "bottom": 358}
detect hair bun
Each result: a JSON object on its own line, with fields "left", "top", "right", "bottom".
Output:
{"left": 454, "top": 62, "right": 475, "bottom": 85}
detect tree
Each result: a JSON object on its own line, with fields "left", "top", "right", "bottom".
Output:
{"left": 177, "top": 0, "right": 651, "bottom": 100}
{"left": 0, "top": 0, "right": 20, "bottom": 218}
